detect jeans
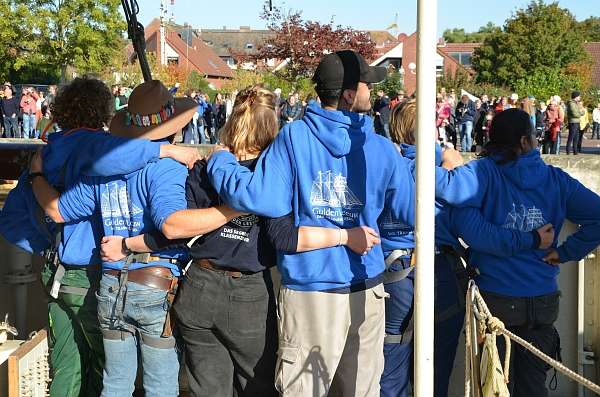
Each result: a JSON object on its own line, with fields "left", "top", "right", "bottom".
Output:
{"left": 566, "top": 123, "right": 580, "bottom": 154}
{"left": 41, "top": 263, "right": 104, "bottom": 397}
{"left": 381, "top": 261, "right": 414, "bottom": 397}
{"left": 182, "top": 121, "right": 199, "bottom": 144}
{"left": 3, "top": 116, "right": 19, "bottom": 138}
{"left": 459, "top": 121, "right": 473, "bottom": 152}
{"left": 96, "top": 273, "right": 179, "bottom": 397}
{"left": 554, "top": 133, "right": 561, "bottom": 154}
{"left": 22, "top": 113, "right": 36, "bottom": 138}
{"left": 593, "top": 122, "right": 600, "bottom": 139}
{"left": 173, "top": 265, "right": 277, "bottom": 396}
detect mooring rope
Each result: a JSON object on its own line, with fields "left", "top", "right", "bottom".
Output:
{"left": 465, "top": 283, "right": 600, "bottom": 396}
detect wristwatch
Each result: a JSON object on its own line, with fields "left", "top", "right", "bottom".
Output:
{"left": 122, "top": 237, "right": 133, "bottom": 256}
{"left": 27, "top": 172, "right": 45, "bottom": 183}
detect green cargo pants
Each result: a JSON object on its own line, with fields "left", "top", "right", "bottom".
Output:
{"left": 41, "top": 263, "right": 104, "bottom": 397}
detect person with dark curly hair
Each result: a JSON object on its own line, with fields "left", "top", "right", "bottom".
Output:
{"left": 0, "top": 76, "right": 201, "bottom": 397}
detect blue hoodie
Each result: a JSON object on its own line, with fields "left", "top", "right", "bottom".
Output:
{"left": 0, "top": 130, "right": 163, "bottom": 264}
{"left": 379, "top": 143, "right": 535, "bottom": 256}
{"left": 435, "top": 149, "right": 600, "bottom": 296}
{"left": 207, "top": 104, "right": 416, "bottom": 291}
{"left": 57, "top": 158, "right": 188, "bottom": 275}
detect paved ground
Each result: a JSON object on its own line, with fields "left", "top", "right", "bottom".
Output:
{"left": 573, "top": 133, "right": 600, "bottom": 154}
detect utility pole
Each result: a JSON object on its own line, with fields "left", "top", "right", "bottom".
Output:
{"left": 159, "top": 0, "right": 167, "bottom": 66}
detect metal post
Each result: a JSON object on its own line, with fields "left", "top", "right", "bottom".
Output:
{"left": 578, "top": 258, "right": 586, "bottom": 397}
{"left": 414, "top": 0, "right": 437, "bottom": 395}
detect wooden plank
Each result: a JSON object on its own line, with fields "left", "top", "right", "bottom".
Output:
{"left": 8, "top": 329, "right": 48, "bottom": 397}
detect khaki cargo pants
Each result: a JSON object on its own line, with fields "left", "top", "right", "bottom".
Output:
{"left": 275, "top": 284, "right": 387, "bottom": 397}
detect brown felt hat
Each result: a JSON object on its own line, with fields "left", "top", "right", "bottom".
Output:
{"left": 110, "top": 80, "right": 197, "bottom": 140}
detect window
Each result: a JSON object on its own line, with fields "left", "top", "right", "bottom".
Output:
{"left": 245, "top": 43, "right": 254, "bottom": 49}
{"left": 461, "top": 53, "right": 472, "bottom": 67}
{"left": 436, "top": 65, "right": 444, "bottom": 78}
{"left": 222, "top": 56, "right": 236, "bottom": 66}
{"left": 448, "top": 51, "right": 472, "bottom": 67}
{"left": 167, "top": 57, "right": 179, "bottom": 66}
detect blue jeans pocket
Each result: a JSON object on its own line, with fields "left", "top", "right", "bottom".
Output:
{"left": 95, "top": 291, "right": 116, "bottom": 330}
{"left": 130, "top": 292, "right": 169, "bottom": 336}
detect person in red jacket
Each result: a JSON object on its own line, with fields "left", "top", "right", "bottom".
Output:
{"left": 20, "top": 86, "right": 39, "bottom": 139}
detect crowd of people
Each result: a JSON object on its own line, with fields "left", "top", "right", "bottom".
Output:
{"left": 1, "top": 48, "right": 600, "bottom": 397}
{"left": 0, "top": 83, "right": 57, "bottom": 139}
{"left": 372, "top": 88, "right": 600, "bottom": 156}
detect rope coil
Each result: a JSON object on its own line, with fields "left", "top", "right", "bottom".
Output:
{"left": 465, "top": 282, "right": 600, "bottom": 396}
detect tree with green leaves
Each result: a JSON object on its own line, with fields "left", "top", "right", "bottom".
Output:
{"left": 35, "top": 0, "right": 126, "bottom": 81}
{"left": 579, "top": 17, "right": 600, "bottom": 42}
{"left": 1, "top": 0, "right": 126, "bottom": 83}
{"left": 0, "top": 1, "right": 44, "bottom": 81}
{"left": 472, "top": 1, "right": 588, "bottom": 90}
{"left": 375, "top": 71, "right": 403, "bottom": 97}
{"left": 442, "top": 22, "right": 500, "bottom": 44}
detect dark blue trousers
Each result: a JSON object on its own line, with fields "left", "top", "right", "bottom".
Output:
{"left": 433, "top": 253, "right": 464, "bottom": 397}
{"left": 381, "top": 262, "right": 414, "bottom": 397}
{"left": 380, "top": 255, "right": 464, "bottom": 397}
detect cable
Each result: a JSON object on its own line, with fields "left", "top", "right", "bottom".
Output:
{"left": 121, "top": 0, "right": 152, "bottom": 82}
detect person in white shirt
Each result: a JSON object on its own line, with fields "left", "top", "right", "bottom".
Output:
{"left": 592, "top": 103, "right": 600, "bottom": 140}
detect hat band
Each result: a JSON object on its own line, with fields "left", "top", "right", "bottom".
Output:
{"left": 125, "top": 102, "right": 176, "bottom": 128}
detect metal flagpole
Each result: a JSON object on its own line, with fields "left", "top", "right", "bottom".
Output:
{"left": 414, "top": 0, "right": 437, "bottom": 394}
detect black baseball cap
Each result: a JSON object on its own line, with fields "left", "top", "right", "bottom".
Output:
{"left": 312, "top": 50, "right": 387, "bottom": 91}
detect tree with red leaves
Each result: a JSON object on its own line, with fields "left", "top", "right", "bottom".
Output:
{"left": 251, "top": 1, "right": 376, "bottom": 80}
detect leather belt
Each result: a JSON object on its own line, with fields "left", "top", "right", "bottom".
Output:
{"left": 129, "top": 253, "right": 177, "bottom": 264}
{"left": 194, "top": 259, "right": 245, "bottom": 278}
{"left": 105, "top": 266, "right": 175, "bottom": 291}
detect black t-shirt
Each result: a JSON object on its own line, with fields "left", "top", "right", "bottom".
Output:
{"left": 145, "top": 159, "right": 299, "bottom": 273}
{"left": 1, "top": 97, "right": 19, "bottom": 117}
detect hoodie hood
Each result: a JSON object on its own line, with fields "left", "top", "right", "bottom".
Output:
{"left": 302, "top": 104, "right": 371, "bottom": 158}
{"left": 399, "top": 142, "right": 443, "bottom": 166}
{"left": 399, "top": 143, "right": 415, "bottom": 160}
{"left": 496, "top": 149, "right": 548, "bottom": 190}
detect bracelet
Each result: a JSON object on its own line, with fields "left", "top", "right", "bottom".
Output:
{"left": 122, "top": 237, "right": 133, "bottom": 256}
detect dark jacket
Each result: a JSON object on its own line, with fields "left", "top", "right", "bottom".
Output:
{"left": 213, "top": 101, "right": 227, "bottom": 130}
{"left": 455, "top": 100, "right": 476, "bottom": 124}
{"left": 281, "top": 101, "right": 302, "bottom": 123}
{"left": 1, "top": 97, "right": 20, "bottom": 117}
{"left": 473, "top": 108, "right": 486, "bottom": 145}
{"left": 373, "top": 95, "right": 391, "bottom": 125}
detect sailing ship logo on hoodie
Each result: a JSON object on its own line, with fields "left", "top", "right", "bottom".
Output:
{"left": 380, "top": 209, "right": 412, "bottom": 236}
{"left": 310, "top": 170, "right": 363, "bottom": 222}
{"left": 503, "top": 203, "right": 547, "bottom": 232}
{"left": 101, "top": 182, "right": 143, "bottom": 231}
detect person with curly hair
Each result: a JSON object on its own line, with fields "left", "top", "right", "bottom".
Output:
{"left": 0, "top": 76, "right": 200, "bottom": 397}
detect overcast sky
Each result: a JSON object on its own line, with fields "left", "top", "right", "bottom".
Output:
{"left": 136, "top": 0, "right": 597, "bottom": 34}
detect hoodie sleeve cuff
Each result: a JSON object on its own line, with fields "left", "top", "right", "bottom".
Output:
{"left": 530, "top": 230, "right": 541, "bottom": 249}
{"left": 556, "top": 246, "right": 571, "bottom": 264}
{"left": 207, "top": 150, "right": 237, "bottom": 169}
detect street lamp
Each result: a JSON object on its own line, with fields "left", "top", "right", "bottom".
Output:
{"left": 408, "top": 62, "right": 417, "bottom": 74}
